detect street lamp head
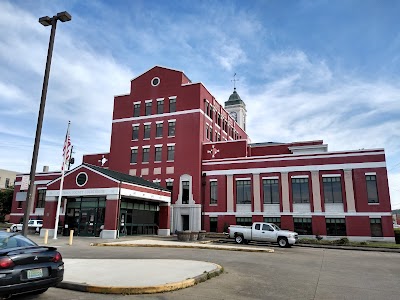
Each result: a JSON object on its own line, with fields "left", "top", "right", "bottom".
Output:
{"left": 57, "top": 11, "right": 72, "bottom": 22}
{"left": 39, "top": 16, "right": 52, "bottom": 26}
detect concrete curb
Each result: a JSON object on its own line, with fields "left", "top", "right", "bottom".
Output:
{"left": 296, "top": 243, "right": 400, "bottom": 253}
{"left": 94, "top": 242, "right": 275, "bottom": 253}
{"left": 56, "top": 264, "right": 223, "bottom": 294}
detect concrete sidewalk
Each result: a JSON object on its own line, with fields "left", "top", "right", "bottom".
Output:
{"left": 58, "top": 258, "right": 223, "bottom": 294}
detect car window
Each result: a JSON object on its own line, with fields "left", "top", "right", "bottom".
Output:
{"left": 0, "top": 234, "right": 37, "bottom": 249}
{"left": 28, "top": 220, "right": 33, "bottom": 225}
{"left": 262, "top": 224, "right": 273, "bottom": 231}
{"left": 255, "top": 224, "right": 261, "bottom": 230}
{"left": 37, "top": 221, "right": 43, "bottom": 225}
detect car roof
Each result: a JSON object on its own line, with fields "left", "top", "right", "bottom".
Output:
{"left": 0, "top": 231, "right": 14, "bottom": 238}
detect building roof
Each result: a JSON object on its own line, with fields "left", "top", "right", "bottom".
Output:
{"left": 83, "top": 163, "right": 169, "bottom": 192}
{"left": 225, "top": 88, "right": 246, "bottom": 108}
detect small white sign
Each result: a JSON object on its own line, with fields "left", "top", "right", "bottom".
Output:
{"left": 20, "top": 175, "right": 30, "bottom": 191}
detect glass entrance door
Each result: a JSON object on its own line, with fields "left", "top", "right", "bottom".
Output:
{"left": 79, "top": 209, "right": 96, "bottom": 236}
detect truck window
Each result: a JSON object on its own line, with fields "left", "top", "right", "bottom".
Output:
{"left": 262, "top": 224, "right": 274, "bottom": 231}
{"left": 255, "top": 224, "right": 261, "bottom": 230}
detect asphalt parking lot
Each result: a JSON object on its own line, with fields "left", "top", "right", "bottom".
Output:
{"left": 10, "top": 235, "right": 400, "bottom": 300}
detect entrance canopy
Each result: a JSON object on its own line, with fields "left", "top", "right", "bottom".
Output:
{"left": 46, "top": 163, "right": 171, "bottom": 203}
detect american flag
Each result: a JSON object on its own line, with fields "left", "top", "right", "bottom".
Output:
{"left": 61, "top": 123, "right": 71, "bottom": 171}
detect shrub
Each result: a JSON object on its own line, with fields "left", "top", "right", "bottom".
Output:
{"left": 394, "top": 228, "right": 400, "bottom": 244}
{"left": 336, "top": 237, "right": 350, "bottom": 245}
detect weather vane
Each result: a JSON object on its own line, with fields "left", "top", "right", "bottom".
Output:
{"left": 231, "top": 73, "right": 239, "bottom": 90}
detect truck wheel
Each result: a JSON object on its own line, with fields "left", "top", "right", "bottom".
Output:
{"left": 235, "top": 235, "right": 244, "bottom": 244}
{"left": 12, "top": 226, "right": 17, "bottom": 232}
{"left": 278, "top": 237, "right": 289, "bottom": 248}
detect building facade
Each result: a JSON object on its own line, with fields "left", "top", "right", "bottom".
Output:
{"left": 0, "top": 169, "right": 18, "bottom": 189}
{"left": 10, "top": 66, "right": 394, "bottom": 241}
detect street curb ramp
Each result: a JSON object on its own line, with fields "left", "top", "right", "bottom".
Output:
{"left": 56, "top": 264, "right": 223, "bottom": 294}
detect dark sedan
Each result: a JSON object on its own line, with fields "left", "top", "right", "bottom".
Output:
{"left": 0, "top": 232, "right": 64, "bottom": 299}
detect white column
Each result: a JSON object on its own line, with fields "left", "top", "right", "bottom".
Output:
{"left": 253, "top": 174, "right": 261, "bottom": 212}
{"left": 281, "top": 172, "right": 290, "bottom": 212}
{"left": 311, "top": 171, "right": 322, "bottom": 212}
{"left": 226, "top": 175, "right": 234, "bottom": 212}
{"left": 344, "top": 170, "right": 356, "bottom": 212}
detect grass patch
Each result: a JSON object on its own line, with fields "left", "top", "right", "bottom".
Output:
{"left": 299, "top": 237, "right": 400, "bottom": 249}
{"left": 0, "top": 222, "right": 13, "bottom": 229}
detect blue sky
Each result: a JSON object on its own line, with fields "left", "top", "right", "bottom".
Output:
{"left": 1, "top": 0, "right": 400, "bottom": 209}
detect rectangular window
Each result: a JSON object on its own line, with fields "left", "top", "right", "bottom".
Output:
{"left": 370, "top": 218, "right": 383, "bottom": 237}
{"left": 154, "top": 146, "right": 162, "bottom": 162}
{"left": 167, "top": 145, "right": 175, "bottom": 161}
{"left": 366, "top": 175, "right": 379, "bottom": 203}
{"left": 236, "top": 180, "right": 251, "bottom": 204}
{"left": 166, "top": 181, "right": 173, "bottom": 200}
{"left": 217, "top": 133, "right": 220, "bottom": 142}
{"left": 326, "top": 218, "right": 346, "bottom": 236}
{"left": 263, "top": 217, "right": 281, "bottom": 228}
{"left": 209, "top": 107, "right": 214, "bottom": 119}
{"left": 5, "top": 178, "right": 10, "bottom": 188}
{"left": 217, "top": 113, "right": 221, "bottom": 126}
{"left": 323, "top": 177, "right": 343, "bottom": 203}
{"left": 132, "top": 125, "right": 139, "bottom": 140}
{"left": 36, "top": 190, "right": 46, "bottom": 208}
{"left": 210, "top": 181, "right": 218, "bottom": 204}
{"left": 263, "top": 179, "right": 280, "bottom": 204}
{"left": 209, "top": 217, "right": 218, "bottom": 232}
{"left": 144, "top": 124, "right": 151, "bottom": 139}
{"left": 168, "top": 121, "right": 176, "bottom": 136}
{"left": 130, "top": 148, "right": 137, "bottom": 163}
{"left": 293, "top": 217, "right": 313, "bottom": 235}
{"left": 133, "top": 103, "right": 140, "bottom": 117}
{"left": 205, "top": 125, "right": 209, "bottom": 140}
{"left": 182, "top": 181, "right": 189, "bottom": 204}
{"left": 205, "top": 101, "right": 209, "bottom": 115}
{"left": 145, "top": 102, "right": 152, "bottom": 116}
{"left": 157, "top": 100, "right": 164, "bottom": 114}
{"left": 156, "top": 123, "right": 163, "bottom": 138}
{"left": 142, "top": 148, "right": 150, "bottom": 163}
{"left": 236, "top": 217, "right": 252, "bottom": 226}
{"left": 169, "top": 98, "right": 176, "bottom": 113}
{"left": 292, "top": 178, "right": 310, "bottom": 203}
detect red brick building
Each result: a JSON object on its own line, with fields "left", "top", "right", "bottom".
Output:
{"left": 10, "top": 66, "right": 394, "bottom": 241}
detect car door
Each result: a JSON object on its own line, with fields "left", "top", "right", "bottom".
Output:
{"left": 259, "top": 224, "right": 276, "bottom": 242}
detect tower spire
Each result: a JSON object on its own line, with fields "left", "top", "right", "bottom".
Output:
{"left": 231, "top": 73, "right": 239, "bottom": 91}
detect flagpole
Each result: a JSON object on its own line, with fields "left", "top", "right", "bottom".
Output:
{"left": 54, "top": 121, "right": 70, "bottom": 239}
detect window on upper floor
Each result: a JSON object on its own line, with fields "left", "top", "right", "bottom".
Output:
{"left": 169, "top": 98, "right": 176, "bottom": 113}
{"left": 166, "top": 181, "right": 173, "bottom": 199}
{"left": 182, "top": 181, "right": 189, "bottom": 204}
{"left": 156, "top": 123, "right": 163, "bottom": 138}
{"left": 167, "top": 145, "right": 175, "bottom": 161}
{"left": 130, "top": 148, "right": 137, "bottom": 163}
{"left": 366, "top": 175, "right": 379, "bottom": 203}
{"left": 263, "top": 179, "right": 280, "bottom": 204}
{"left": 236, "top": 180, "right": 251, "bottom": 204}
{"left": 132, "top": 125, "right": 139, "bottom": 140}
{"left": 294, "top": 217, "right": 312, "bottom": 235}
{"left": 323, "top": 177, "right": 343, "bottom": 203}
{"left": 145, "top": 102, "right": 152, "bottom": 116}
{"left": 168, "top": 121, "right": 175, "bottom": 136}
{"left": 292, "top": 178, "right": 310, "bottom": 203}
{"left": 157, "top": 100, "right": 164, "bottom": 114}
{"left": 216, "top": 133, "right": 220, "bottom": 142}
{"left": 133, "top": 103, "right": 140, "bottom": 117}
{"left": 5, "top": 178, "right": 10, "bottom": 188}
{"left": 217, "top": 113, "right": 221, "bottom": 126}
{"left": 36, "top": 190, "right": 46, "bottom": 208}
{"left": 205, "top": 125, "right": 209, "bottom": 140}
{"left": 142, "top": 148, "right": 150, "bottom": 163}
{"left": 326, "top": 218, "right": 346, "bottom": 236}
{"left": 144, "top": 124, "right": 151, "bottom": 139}
{"left": 154, "top": 146, "right": 162, "bottom": 162}
{"left": 209, "top": 106, "right": 213, "bottom": 119}
{"left": 210, "top": 181, "right": 218, "bottom": 204}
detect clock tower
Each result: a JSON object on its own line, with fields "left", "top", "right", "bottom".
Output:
{"left": 225, "top": 87, "right": 247, "bottom": 131}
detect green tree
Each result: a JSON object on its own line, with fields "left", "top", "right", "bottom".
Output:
{"left": 0, "top": 187, "right": 14, "bottom": 219}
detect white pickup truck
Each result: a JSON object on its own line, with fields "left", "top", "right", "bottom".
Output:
{"left": 10, "top": 220, "right": 43, "bottom": 233}
{"left": 228, "top": 222, "right": 298, "bottom": 247}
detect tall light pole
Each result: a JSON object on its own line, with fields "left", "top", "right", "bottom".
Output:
{"left": 22, "top": 11, "right": 72, "bottom": 237}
